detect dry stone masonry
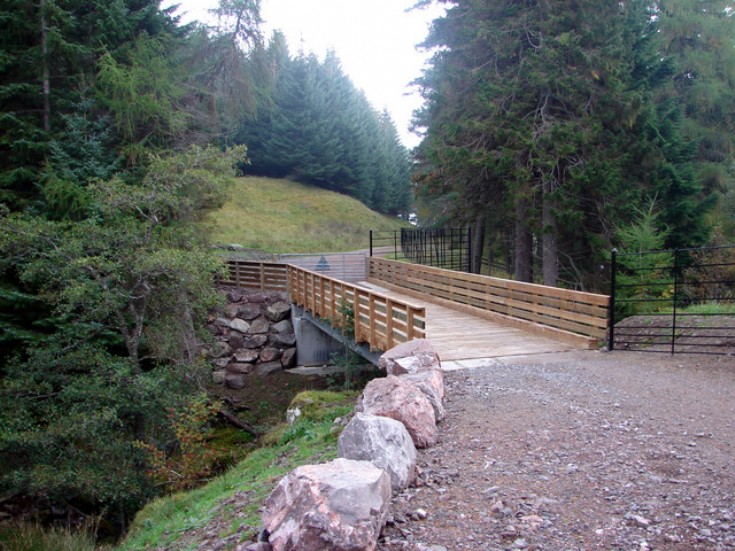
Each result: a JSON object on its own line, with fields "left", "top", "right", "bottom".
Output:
{"left": 254, "top": 339, "right": 445, "bottom": 551}
{"left": 206, "top": 289, "right": 297, "bottom": 387}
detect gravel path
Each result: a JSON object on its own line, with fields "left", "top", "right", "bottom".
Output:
{"left": 379, "top": 350, "right": 735, "bottom": 551}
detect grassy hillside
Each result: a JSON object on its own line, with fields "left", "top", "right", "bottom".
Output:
{"left": 203, "top": 176, "right": 410, "bottom": 253}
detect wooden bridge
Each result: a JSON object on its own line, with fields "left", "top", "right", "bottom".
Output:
{"left": 221, "top": 257, "right": 611, "bottom": 363}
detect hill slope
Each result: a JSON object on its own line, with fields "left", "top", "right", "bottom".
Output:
{"left": 204, "top": 176, "right": 409, "bottom": 253}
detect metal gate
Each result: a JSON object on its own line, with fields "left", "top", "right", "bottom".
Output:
{"left": 369, "top": 227, "right": 472, "bottom": 273}
{"left": 609, "top": 245, "right": 735, "bottom": 355}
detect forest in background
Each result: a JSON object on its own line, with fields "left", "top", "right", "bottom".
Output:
{"left": 237, "top": 42, "right": 412, "bottom": 214}
{"left": 413, "top": 0, "right": 735, "bottom": 291}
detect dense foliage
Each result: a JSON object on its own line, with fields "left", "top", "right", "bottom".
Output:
{"left": 413, "top": 0, "right": 731, "bottom": 290}
{"left": 0, "top": 0, "right": 263, "bottom": 533}
{"left": 0, "top": 145, "right": 241, "bottom": 529}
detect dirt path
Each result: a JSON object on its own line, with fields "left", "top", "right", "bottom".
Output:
{"left": 379, "top": 350, "right": 735, "bottom": 550}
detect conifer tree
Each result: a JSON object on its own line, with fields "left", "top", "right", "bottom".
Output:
{"left": 236, "top": 42, "right": 411, "bottom": 213}
{"left": 413, "top": 0, "right": 713, "bottom": 289}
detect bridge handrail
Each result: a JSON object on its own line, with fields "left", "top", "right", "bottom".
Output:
{"left": 219, "top": 258, "right": 426, "bottom": 352}
{"left": 368, "top": 257, "right": 609, "bottom": 348}
{"left": 287, "top": 264, "right": 426, "bottom": 352}
{"left": 220, "top": 259, "right": 289, "bottom": 291}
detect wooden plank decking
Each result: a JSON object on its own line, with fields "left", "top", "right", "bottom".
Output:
{"left": 360, "top": 282, "right": 575, "bottom": 361}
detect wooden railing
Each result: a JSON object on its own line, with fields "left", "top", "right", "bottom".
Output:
{"left": 288, "top": 265, "right": 426, "bottom": 352}
{"left": 368, "top": 257, "right": 609, "bottom": 348}
{"left": 221, "top": 259, "right": 289, "bottom": 292}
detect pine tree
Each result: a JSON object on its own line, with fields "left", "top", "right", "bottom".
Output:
{"left": 657, "top": 1, "right": 735, "bottom": 192}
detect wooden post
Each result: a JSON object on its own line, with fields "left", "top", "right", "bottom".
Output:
{"left": 309, "top": 272, "right": 316, "bottom": 314}
{"left": 386, "top": 300, "right": 395, "bottom": 349}
{"left": 369, "top": 294, "right": 376, "bottom": 348}
{"left": 316, "top": 276, "right": 322, "bottom": 316}
{"left": 353, "top": 289, "right": 362, "bottom": 342}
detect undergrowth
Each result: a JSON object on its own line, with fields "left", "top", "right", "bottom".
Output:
{"left": 0, "top": 523, "right": 97, "bottom": 551}
{"left": 116, "top": 390, "right": 357, "bottom": 550}
{"left": 677, "top": 302, "right": 735, "bottom": 315}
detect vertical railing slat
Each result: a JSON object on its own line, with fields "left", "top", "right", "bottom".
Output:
{"left": 386, "top": 300, "right": 395, "bottom": 349}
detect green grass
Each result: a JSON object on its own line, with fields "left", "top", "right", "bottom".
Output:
{"left": 652, "top": 301, "right": 735, "bottom": 316}
{"left": 117, "top": 391, "right": 357, "bottom": 551}
{"left": 202, "top": 176, "right": 409, "bottom": 254}
{"left": 678, "top": 301, "right": 735, "bottom": 315}
{"left": 0, "top": 523, "right": 97, "bottom": 551}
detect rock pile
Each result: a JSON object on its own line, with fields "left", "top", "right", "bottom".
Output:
{"left": 206, "top": 289, "right": 297, "bottom": 387}
{"left": 252, "top": 339, "right": 444, "bottom": 551}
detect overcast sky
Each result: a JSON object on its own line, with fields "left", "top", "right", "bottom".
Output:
{"left": 163, "top": 0, "right": 445, "bottom": 147}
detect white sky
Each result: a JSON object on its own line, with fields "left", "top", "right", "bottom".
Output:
{"left": 163, "top": 0, "right": 445, "bottom": 147}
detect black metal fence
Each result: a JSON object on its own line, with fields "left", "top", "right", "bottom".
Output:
{"left": 609, "top": 245, "right": 735, "bottom": 355}
{"left": 369, "top": 227, "right": 472, "bottom": 273}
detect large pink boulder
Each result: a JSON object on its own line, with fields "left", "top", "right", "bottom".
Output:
{"left": 360, "top": 375, "right": 437, "bottom": 448}
{"left": 400, "top": 368, "right": 445, "bottom": 422}
{"left": 378, "top": 339, "right": 441, "bottom": 375}
{"left": 262, "top": 458, "right": 391, "bottom": 551}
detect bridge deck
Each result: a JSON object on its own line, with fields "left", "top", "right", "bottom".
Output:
{"left": 360, "top": 282, "right": 575, "bottom": 362}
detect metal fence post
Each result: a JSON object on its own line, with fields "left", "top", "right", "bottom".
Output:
{"left": 467, "top": 226, "right": 473, "bottom": 273}
{"left": 609, "top": 248, "right": 617, "bottom": 351}
{"left": 671, "top": 249, "right": 679, "bottom": 355}
{"left": 369, "top": 230, "right": 373, "bottom": 257}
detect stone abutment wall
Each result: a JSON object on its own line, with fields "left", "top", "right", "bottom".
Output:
{"left": 205, "top": 289, "right": 297, "bottom": 389}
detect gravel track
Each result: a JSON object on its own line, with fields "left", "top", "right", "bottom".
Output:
{"left": 379, "top": 350, "right": 735, "bottom": 551}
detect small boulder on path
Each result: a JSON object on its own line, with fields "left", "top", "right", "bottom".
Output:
{"left": 400, "top": 369, "right": 445, "bottom": 422}
{"left": 379, "top": 339, "right": 441, "bottom": 375}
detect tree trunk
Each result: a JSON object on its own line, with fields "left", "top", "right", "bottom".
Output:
{"left": 514, "top": 198, "right": 533, "bottom": 282}
{"left": 39, "top": 0, "right": 51, "bottom": 132}
{"left": 542, "top": 179, "right": 559, "bottom": 287}
{"left": 471, "top": 214, "right": 486, "bottom": 274}
{"left": 218, "top": 409, "right": 260, "bottom": 436}
{"left": 40, "top": 0, "right": 51, "bottom": 132}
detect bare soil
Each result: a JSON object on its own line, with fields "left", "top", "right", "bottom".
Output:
{"left": 380, "top": 350, "right": 735, "bottom": 550}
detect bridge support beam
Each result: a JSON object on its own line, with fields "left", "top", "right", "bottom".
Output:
{"left": 292, "top": 305, "right": 381, "bottom": 367}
